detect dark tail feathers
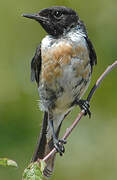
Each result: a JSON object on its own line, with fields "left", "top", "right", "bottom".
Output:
{"left": 31, "top": 112, "right": 62, "bottom": 178}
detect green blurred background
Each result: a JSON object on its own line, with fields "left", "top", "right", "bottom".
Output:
{"left": 0, "top": 0, "right": 117, "bottom": 179}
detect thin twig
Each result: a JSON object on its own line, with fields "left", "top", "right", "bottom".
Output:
{"left": 42, "top": 60, "right": 117, "bottom": 163}
{"left": 87, "top": 60, "right": 117, "bottom": 102}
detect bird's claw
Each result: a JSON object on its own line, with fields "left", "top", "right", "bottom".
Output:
{"left": 59, "top": 139, "right": 67, "bottom": 144}
{"left": 54, "top": 139, "right": 66, "bottom": 156}
{"left": 78, "top": 100, "right": 91, "bottom": 118}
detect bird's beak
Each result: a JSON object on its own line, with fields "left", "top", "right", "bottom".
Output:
{"left": 22, "top": 13, "right": 47, "bottom": 22}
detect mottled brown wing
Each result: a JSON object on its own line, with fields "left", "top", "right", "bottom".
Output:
{"left": 31, "top": 44, "right": 42, "bottom": 84}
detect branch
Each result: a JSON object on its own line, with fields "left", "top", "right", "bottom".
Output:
{"left": 42, "top": 60, "right": 117, "bottom": 162}
{"left": 87, "top": 60, "right": 117, "bottom": 102}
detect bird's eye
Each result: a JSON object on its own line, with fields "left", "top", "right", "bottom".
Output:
{"left": 53, "top": 11, "right": 62, "bottom": 19}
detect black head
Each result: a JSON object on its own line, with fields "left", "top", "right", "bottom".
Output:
{"left": 22, "top": 6, "right": 79, "bottom": 37}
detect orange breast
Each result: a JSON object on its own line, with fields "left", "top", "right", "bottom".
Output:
{"left": 41, "top": 40, "right": 89, "bottom": 84}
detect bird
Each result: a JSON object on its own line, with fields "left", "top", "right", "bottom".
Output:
{"left": 22, "top": 6, "right": 97, "bottom": 178}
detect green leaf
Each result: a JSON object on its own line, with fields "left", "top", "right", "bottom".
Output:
{"left": 22, "top": 160, "right": 46, "bottom": 180}
{"left": 0, "top": 158, "right": 18, "bottom": 168}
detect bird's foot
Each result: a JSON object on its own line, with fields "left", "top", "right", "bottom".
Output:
{"left": 54, "top": 139, "right": 66, "bottom": 156}
{"left": 78, "top": 99, "right": 91, "bottom": 118}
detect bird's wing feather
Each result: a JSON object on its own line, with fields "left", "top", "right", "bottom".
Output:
{"left": 31, "top": 44, "right": 42, "bottom": 84}
{"left": 85, "top": 37, "right": 97, "bottom": 69}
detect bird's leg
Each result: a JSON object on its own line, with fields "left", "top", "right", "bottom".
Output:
{"left": 78, "top": 99, "right": 91, "bottom": 118}
{"left": 48, "top": 112, "right": 66, "bottom": 156}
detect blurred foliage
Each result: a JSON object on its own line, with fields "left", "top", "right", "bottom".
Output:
{"left": 0, "top": 158, "right": 18, "bottom": 168}
{"left": 0, "top": 0, "right": 117, "bottom": 179}
{"left": 22, "top": 161, "right": 45, "bottom": 180}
